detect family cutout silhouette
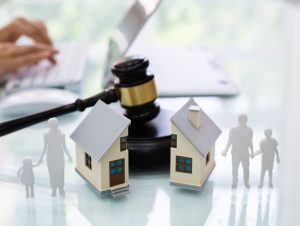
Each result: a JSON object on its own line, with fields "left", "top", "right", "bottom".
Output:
{"left": 222, "top": 114, "right": 280, "bottom": 189}
{"left": 17, "top": 114, "right": 280, "bottom": 198}
{"left": 18, "top": 118, "right": 72, "bottom": 198}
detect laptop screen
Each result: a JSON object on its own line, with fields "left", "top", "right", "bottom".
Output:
{"left": 102, "top": 0, "right": 162, "bottom": 88}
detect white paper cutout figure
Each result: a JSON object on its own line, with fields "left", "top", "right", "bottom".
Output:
{"left": 254, "top": 129, "right": 280, "bottom": 188}
{"left": 38, "top": 118, "right": 72, "bottom": 197}
{"left": 17, "top": 157, "right": 39, "bottom": 198}
{"left": 222, "top": 114, "right": 254, "bottom": 189}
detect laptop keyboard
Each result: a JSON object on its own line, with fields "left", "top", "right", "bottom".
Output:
{"left": 5, "top": 42, "right": 87, "bottom": 93}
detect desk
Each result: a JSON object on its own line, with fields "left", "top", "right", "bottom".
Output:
{"left": 0, "top": 0, "right": 299, "bottom": 225}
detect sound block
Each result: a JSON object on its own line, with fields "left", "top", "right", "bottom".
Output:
{"left": 127, "top": 108, "right": 173, "bottom": 168}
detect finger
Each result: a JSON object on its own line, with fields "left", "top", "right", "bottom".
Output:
{"left": 24, "top": 19, "right": 53, "bottom": 45}
{"left": 7, "top": 44, "right": 58, "bottom": 57}
{"left": 28, "top": 19, "right": 52, "bottom": 45}
{"left": 48, "top": 56, "right": 57, "bottom": 64}
{"left": 0, "top": 52, "right": 52, "bottom": 75}
{"left": 15, "top": 18, "right": 53, "bottom": 45}
{"left": 9, "top": 51, "right": 56, "bottom": 69}
{"left": 0, "top": 42, "right": 14, "bottom": 53}
{"left": 34, "top": 21, "right": 48, "bottom": 34}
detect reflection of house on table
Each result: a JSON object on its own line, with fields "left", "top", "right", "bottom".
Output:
{"left": 170, "top": 98, "right": 221, "bottom": 190}
{"left": 70, "top": 100, "right": 131, "bottom": 197}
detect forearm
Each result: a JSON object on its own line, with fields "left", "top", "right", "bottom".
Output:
{"left": 249, "top": 143, "right": 254, "bottom": 154}
{"left": 275, "top": 149, "right": 280, "bottom": 158}
{"left": 33, "top": 162, "right": 40, "bottom": 167}
{"left": 0, "top": 25, "right": 11, "bottom": 42}
{"left": 63, "top": 146, "right": 72, "bottom": 160}
{"left": 64, "top": 149, "right": 71, "bottom": 158}
{"left": 254, "top": 149, "right": 262, "bottom": 156}
{"left": 17, "top": 167, "right": 23, "bottom": 177}
{"left": 223, "top": 141, "right": 231, "bottom": 153}
{"left": 39, "top": 149, "right": 46, "bottom": 161}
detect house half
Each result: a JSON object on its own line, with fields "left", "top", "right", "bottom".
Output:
{"left": 170, "top": 98, "right": 221, "bottom": 190}
{"left": 70, "top": 100, "right": 131, "bottom": 197}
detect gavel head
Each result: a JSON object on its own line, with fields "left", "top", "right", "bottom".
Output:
{"left": 111, "top": 56, "right": 160, "bottom": 123}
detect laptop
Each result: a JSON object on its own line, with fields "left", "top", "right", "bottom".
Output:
{"left": 102, "top": 0, "right": 163, "bottom": 88}
{"left": 103, "top": 0, "right": 239, "bottom": 97}
{"left": 3, "top": 0, "right": 162, "bottom": 94}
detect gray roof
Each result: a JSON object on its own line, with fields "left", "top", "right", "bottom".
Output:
{"left": 70, "top": 100, "right": 131, "bottom": 162}
{"left": 171, "top": 98, "right": 221, "bottom": 156}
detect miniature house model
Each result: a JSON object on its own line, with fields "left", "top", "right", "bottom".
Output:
{"left": 70, "top": 100, "right": 131, "bottom": 197}
{"left": 170, "top": 98, "right": 221, "bottom": 190}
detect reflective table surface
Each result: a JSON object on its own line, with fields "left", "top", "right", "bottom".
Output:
{"left": 0, "top": 0, "right": 300, "bottom": 225}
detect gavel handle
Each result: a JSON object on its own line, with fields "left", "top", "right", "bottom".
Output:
{"left": 0, "top": 88, "right": 119, "bottom": 137}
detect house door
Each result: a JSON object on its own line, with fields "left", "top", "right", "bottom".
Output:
{"left": 109, "top": 159, "right": 125, "bottom": 187}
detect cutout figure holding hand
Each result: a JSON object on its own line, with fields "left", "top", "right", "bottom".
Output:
{"left": 222, "top": 114, "right": 254, "bottom": 189}
{"left": 254, "top": 129, "right": 280, "bottom": 188}
{"left": 38, "top": 118, "right": 72, "bottom": 197}
{"left": 17, "top": 157, "right": 40, "bottom": 198}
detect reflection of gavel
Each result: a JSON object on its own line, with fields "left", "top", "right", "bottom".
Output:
{"left": 0, "top": 56, "right": 160, "bottom": 137}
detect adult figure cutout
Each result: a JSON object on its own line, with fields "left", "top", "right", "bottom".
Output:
{"left": 38, "top": 117, "right": 72, "bottom": 197}
{"left": 254, "top": 129, "right": 280, "bottom": 188}
{"left": 222, "top": 114, "right": 254, "bottom": 189}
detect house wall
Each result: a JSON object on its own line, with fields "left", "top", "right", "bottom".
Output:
{"left": 76, "top": 145, "right": 102, "bottom": 191}
{"left": 202, "top": 144, "right": 215, "bottom": 185}
{"left": 170, "top": 124, "right": 215, "bottom": 187}
{"left": 76, "top": 128, "right": 129, "bottom": 192}
{"left": 100, "top": 128, "right": 129, "bottom": 191}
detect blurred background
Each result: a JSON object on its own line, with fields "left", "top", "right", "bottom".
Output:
{"left": 0, "top": 0, "right": 300, "bottom": 225}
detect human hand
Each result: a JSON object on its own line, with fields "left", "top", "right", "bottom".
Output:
{"left": 0, "top": 17, "right": 57, "bottom": 64}
{"left": 277, "top": 157, "right": 280, "bottom": 164}
{"left": 0, "top": 17, "right": 52, "bottom": 45}
{"left": 37, "top": 158, "right": 43, "bottom": 166}
{"left": 0, "top": 43, "right": 58, "bottom": 77}
{"left": 221, "top": 150, "right": 227, "bottom": 157}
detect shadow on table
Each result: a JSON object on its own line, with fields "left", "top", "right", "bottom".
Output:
{"left": 227, "top": 189, "right": 273, "bottom": 226}
{"left": 256, "top": 191, "right": 272, "bottom": 226}
{"left": 169, "top": 181, "right": 214, "bottom": 226}
{"left": 75, "top": 184, "right": 156, "bottom": 226}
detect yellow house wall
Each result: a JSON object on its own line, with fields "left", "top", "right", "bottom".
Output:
{"left": 204, "top": 144, "right": 215, "bottom": 182}
{"left": 170, "top": 124, "right": 215, "bottom": 187}
{"left": 100, "top": 128, "right": 129, "bottom": 191}
{"left": 76, "top": 145, "right": 102, "bottom": 191}
{"left": 76, "top": 128, "right": 129, "bottom": 192}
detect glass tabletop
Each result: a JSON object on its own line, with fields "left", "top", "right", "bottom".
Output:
{"left": 0, "top": 0, "right": 299, "bottom": 225}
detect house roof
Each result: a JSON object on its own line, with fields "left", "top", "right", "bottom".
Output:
{"left": 171, "top": 98, "right": 221, "bottom": 156}
{"left": 70, "top": 100, "right": 131, "bottom": 162}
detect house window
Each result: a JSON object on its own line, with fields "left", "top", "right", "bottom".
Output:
{"left": 206, "top": 152, "right": 210, "bottom": 165}
{"left": 176, "top": 156, "right": 192, "bottom": 174}
{"left": 109, "top": 159, "right": 124, "bottom": 176}
{"left": 120, "top": 137, "right": 127, "bottom": 151}
{"left": 171, "top": 134, "right": 177, "bottom": 148}
{"left": 85, "top": 153, "right": 92, "bottom": 170}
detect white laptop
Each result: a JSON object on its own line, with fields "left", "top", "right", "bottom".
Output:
{"left": 103, "top": 0, "right": 239, "bottom": 96}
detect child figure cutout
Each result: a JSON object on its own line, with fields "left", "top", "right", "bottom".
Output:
{"left": 38, "top": 118, "right": 72, "bottom": 197}
{"left": 254, "top": 129, "right": 280, "bottom": 188}
{"left": 222, "top": 114, "right": 254, "bottom": 189}
{"left": 17, "top": 157, "right": 39, "bottom": 198}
